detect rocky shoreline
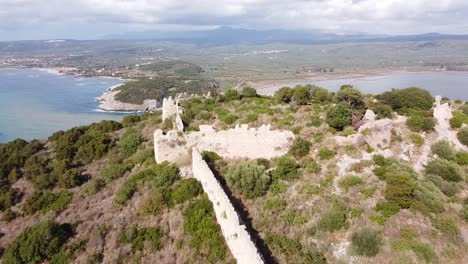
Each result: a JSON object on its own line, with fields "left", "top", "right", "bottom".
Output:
{"left": 95, "top": 84, "right": 160, "bottom": 112}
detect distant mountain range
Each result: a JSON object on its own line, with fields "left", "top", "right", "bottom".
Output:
{"left": 106, "top": 26, "right": 468, "bottom": 45}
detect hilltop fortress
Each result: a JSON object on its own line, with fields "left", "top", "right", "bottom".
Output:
{"left": 154, "top": 96, "right": 295, "bottom": 264}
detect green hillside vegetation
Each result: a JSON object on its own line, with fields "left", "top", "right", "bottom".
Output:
{"left": 115, "top": 77, "right": 216, "bottom": 104}
{"left": 139, "top": 60, "right": 204, "bottom": 76}
{"left": 1, "top": 85, "right": 467, "bottom": 263}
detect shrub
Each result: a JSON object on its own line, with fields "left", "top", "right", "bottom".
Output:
{"left": 372, "top": 103, "right": 394, "bottom": 119}
{"left": 223, "top": 88, "right": 241, "bottom": 101}
{"left": 220, "top": 114, "right": 239, "bottom": 124}
{"left": 201, "top": 151, "right": 222, "bottom": 163}
{"left": 288, "top": 137, "right": 312, "bottom": 158}
{"left": 449, "top": 111, "right": 468, "bottom": 128}
{"left": 265, "top": 232, "right": 302, "bottom": 257}
{"left": 264, "top": 197, "right": 287, "bottom": 211}
{"left": 406, "top": 116, "right": 435, "bottom": 132}
{"left": 225, "top": 161, "right": 271, "bottom": 198}
{"left": 426, "top": 174, "right": 460, "bottom": 196}
{"left": 268, "top": 180, "right": 288, "bottom": 195}
{"left": 339, "top": 176, "right": 364, "bottom": 192}
{"left": 121, "top": 115, "right": 141, "bottom": 127}
{"left": 425, "top": 158, "right": 465, "bottom": 182}
{"left": 114, "top": 163, "right": 179, "bottom": 205}
{"left": 292, "top": 85, "right": 311, "bottom": 105}
{"left": 241, "top": 86, "right": 258, "bottom": 98}
{"left": 1, "top": 208, "right": 16, "bottom": 222}
{"left": 100, "top": 163, "right": 132, "bottom": 181}
{"left": 302, "top": 244, "right": 327, "bottom": 264}
{"left": 2, "top": 220, "right": 73, "bottom": 263}
{"left": 271, "top": 156, "right": 300, "bottom": 180}
{"left": 23, "top": 190, "right": 73, "bottom": 215}
{"left": 81, "top": 178, "right": 106, "bottom": 195}
{"left": 170, "top": 178, "right": 203, "bottom": 204}
{"left": 274, "top": 87, "right": 294, "bottom": 103}
{"left": 317, "top": 202, "right": 347, "bottom": 232}
{"left": 318, "top": 148, "right": 336, "bottom": 160}
{"left": 413, "top": 180, "right": 446, "bottom": 213}
{"left": 409, "top": 133, "right": 425, "bottom": 146}
{"left": 326, "top": 102, "right": 352, "bottom": 130}
{"left": 139, "top": 192, "right": 165, "bottom": 216}
{"left": 457, "top": 127, "right": 468, "bottom": 146}
{"left": 350, "top": 227, "right": 382, "bottom": 257}
{"left": 120, "top": 128, "right": 143, "bottom": 157}
{"left": 384, "top": 171, "right": 415, "bottom": 209}
{"left": 58, "top": 168, "right": 84, "bottom": 188}
{"left": 376, "top": 87, "right": 434, "bottom": 111}
{"left": 431, "top": 140, "right": 455, "bottom": 160}
{"left": 0, "top": 187, "right": 21, "bottom": 211}
{"left": 120, "top": 226, "right": 163, "bottom": 251}
{"left": 183, "top": 196, "right": 227, "bottom": 262}
{"left": 455, "top": 152, "right": 468, "bottom": 165}
{"left": 432, "top": 217, "right": 461, "bottom": 239}
{"left": 302, "top": 157, "right": 321, "bottom": 174}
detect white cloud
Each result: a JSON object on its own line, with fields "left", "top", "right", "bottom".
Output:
{"left": 0, "top": 0, "right": 467, "bottom": 40}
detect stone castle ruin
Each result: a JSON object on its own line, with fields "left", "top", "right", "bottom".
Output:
{"left": 162, "top": 96, "right": 184, "bottom": 131}
{"left": 192, "top": 148, "right": 264, "bottom": 264}
{"left": 154, "top": 97, "right": 295, "bottom": 264}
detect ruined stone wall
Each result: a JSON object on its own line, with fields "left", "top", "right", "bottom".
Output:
{"left": 162, "top": 96, "right": 180, "bottom": 121}
{"left": 192, "top": 148, "right": 264, "bottom": 264}
{"left": 188, "top": 124, "right": 293, "bottom": 159}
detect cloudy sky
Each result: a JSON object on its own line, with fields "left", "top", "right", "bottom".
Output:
{"left": 1, "top": 0, "right": 468, "bottom": 40}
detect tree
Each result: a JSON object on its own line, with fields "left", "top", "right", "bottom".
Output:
{"left": 241, "top": 86, "right": 258, "bottom": 98}
{"left": 376, "top": 87, "right": 434, "bottom": 111}
{"left": 274, "top": 87, "right": 294, "bottom": 103}
{"left": 292, "top": 85, "right": 311, "bottom": 105}
{"left": 351, "top": 227, "right": 382, "bottom": 257}
{"left": 326, "top": 102, "right": 352, "bottom": 130}
{"left": 225, "top": 161, "right": 271, "bottom": 198}
{"left": 457, "top": 127, "right": 468, "bottom": 146}
{"left": 310, "top": 86, "right": 332, "bottom": 103}
{"left": 336, "top": 85, "right": 365, "bottom": 109}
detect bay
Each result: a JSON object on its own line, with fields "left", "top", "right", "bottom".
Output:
{"left": 0, "top": 69, "right": 126, "bottom": 143}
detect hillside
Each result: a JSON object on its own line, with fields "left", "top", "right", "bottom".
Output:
{"left": 1, "top": 85, "right": 468, "bottom": 263}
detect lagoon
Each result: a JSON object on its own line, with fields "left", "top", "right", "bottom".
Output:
{"left": 0, "top": 69, "right": 126, "bottom": 143}
{"left": 257, "top": 71, "right": 468, "bottom": 101}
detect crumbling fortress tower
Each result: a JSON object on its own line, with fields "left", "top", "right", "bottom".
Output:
{"left": 154, "top": 97, "right": 295, "bottom": 264}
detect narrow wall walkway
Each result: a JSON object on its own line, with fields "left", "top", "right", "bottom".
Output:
{"left": 192, "top": 148, "right": 264, "bottom": 264}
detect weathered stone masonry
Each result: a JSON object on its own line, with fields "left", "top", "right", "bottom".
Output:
{"left": 192, "top": 148, "right": 264, "bottom": 264}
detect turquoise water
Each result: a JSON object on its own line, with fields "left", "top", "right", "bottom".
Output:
{"left": 0, "top": 69, "right": 126, "bottom": 143}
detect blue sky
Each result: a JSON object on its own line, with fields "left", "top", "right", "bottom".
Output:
{"left": 1, "top": 0, "right": 468, "bottom": 40}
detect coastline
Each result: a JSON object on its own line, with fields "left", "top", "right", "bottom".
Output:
{"left": 95, "top": 83, "right": 160, "bottom": 112}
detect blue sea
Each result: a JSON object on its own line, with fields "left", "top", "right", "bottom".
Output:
{"left": 0, "top": 69, "right": 127, "bottom": 143}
